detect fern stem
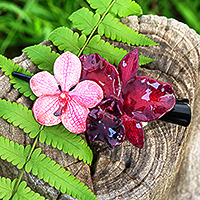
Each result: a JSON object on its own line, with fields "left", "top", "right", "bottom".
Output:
{"left": 11, "top": 126, "right": 44, "bottom": 198}
{"left": 77, "top": 0, "right": 116, "bottom": 57}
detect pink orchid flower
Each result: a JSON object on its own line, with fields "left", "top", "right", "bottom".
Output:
{"left": 30, "top": 51, "right": 103, "bottom": 133}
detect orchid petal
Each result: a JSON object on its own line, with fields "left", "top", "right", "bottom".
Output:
{"left": 122, "top": 76, "right": 176, "bottom": 122}
{"left": 80, "top": 53, "right": 121, "bottom": 98}
{"left": 86, "top": 108, "right": 125, "bottom": 149}
{"left": 69, "top": 80, "right": 103, "bottom": 108}
{"left": 33, "top": 95, "right": 61, "bottom": 126}
{"left": 118, "top": 49, "right": 139, "bottom": 89}
{"left": 54, "top": 51, "right": 81, "bottom": 91}
{"left": 30, "top": 71, "right": 60, "bottom": 97}
{"left": 121, "top": 115, "right": 144, "bottom": 149}
{"left": 61, "top": 99, "right": 89, "bottom": 133}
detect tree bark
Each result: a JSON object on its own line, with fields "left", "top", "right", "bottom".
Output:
{"left": 0, "top": 15, "right": 200, "bottom": 200}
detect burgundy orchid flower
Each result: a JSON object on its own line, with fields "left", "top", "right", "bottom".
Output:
{"left": 80, "top": 49, "right": 176, "bottom": 148}
{"left": 30, "top": 51, "right": 103, "bottom": 133}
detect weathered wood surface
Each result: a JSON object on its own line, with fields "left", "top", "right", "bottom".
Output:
{"left": 0, "top": 15, "right": 200, "bottom": 200}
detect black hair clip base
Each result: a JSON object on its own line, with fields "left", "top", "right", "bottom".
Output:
{"left": 12, "top": 72, "right": 32, "bottom": 82}
{"left": 160, "top": 99, "right": 191, "bottom": 127}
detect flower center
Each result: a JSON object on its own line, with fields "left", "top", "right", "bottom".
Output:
{"left": 59, "top": 91, "right": 70, "bottom": 101}
{"left": 54, "top": 91, "right": 71, "bottom": 116}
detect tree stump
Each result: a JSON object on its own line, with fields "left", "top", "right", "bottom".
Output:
{"left": 0, "top": 15, "right": 200, "bottom": 200}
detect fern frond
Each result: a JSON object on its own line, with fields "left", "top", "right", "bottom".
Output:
{"left": 86, "top": 0, "right": 111, "bottom": 15}
{"left": 39, "top": 125, "right": 93, "bottom": 165}
{"left": 0, "top": 99, "right": 41, "bottom": 138}
{"left": 69, "top": 7, "right": 100, "bottom": 35}
{"left": 139, "top": 55, "right": 155, "bottom": 66}
{"left": 86, "top": 0, "right": 142, "bottom": 17}
{"left": 0, "top": 55, "right": 36, "bottom": 100}
{"left": 12, "top": 181, "right": 45, "bottom": 200}
{"left": 25, "top": 148, "right": 97, "bottom": 200}
{"left": 0, "top": 136, "right": 31, "bottom": 169}
{"left": 48, "top": 27, "right": 86, "bottom": 55}
{"left": 84, "top": 35, "right": 128, "bottom": 65}
{"left": 23, "top": 45, "right": 60, "bottom": 74}
{"left": 0, "top": 177, "right": 17, "bottom": 200}
{"left": 98, "top": 13, "right": 158, "bottom": 46}
{"left": 110, "top": 0, "right": 142, "bottom": 17}
{"left": 84, "top": 36, "right": 154, "bottom": 65}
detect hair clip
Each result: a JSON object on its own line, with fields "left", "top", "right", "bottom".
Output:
{"left": 12, "top": 50, "right": 191, "bottom": 149}
{"left": 12, "top": 71, "right": 191, "bottom": 127}
{"left": 159, "top": 98, "right": 191, "bottom": 127}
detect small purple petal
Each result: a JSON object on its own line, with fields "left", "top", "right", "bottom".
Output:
{"left": 86, "top": 98, "right": 125, "bottom": 148}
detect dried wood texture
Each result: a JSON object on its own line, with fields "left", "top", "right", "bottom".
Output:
{"left": 0, "top": 15, "right": 200, "bottom": 200}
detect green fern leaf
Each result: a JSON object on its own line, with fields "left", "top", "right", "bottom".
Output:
{"left": 86, "top": 0, "right": 142, "bottom": 17}
{"left": 139, "top": 55, "right": 155, "bottom": 66}
{"left": 86, "top": 0, "right": 111, "bottom": 15}
{"left": 48, "top": 27, "right": 86, "bottom": 55}
{"left": 110, "top": 0, "right": 142, "bottom": 17}
{"left": 0, "top": 136, "right": 31, "bottom": 169}
{"left": 98, "top": 13, "right": 158, "bottom": 46}
{"left": 0, "top": 99, "right": 41, "bottom": 138}
{"left": 25, "top": 148, "right": 97, "bottom": 200}
{"left": 84, "top": 36, "right": 154, "bottom": 66}
{"left": 84, "top": 35, "right": 128, "bottom": 65}
{"left": 39, "top": 125, "right": 93, "bottom": 165}
{"left": 69, "top": 7, "right": 100, "bottom": 35}
{"left": 23, "top": 45, "right": 60, "bottom": 74}
{"left": 0, "top": 55, "right": 36, "bottom": 100}
{"left": 12, "top": 181, "right": 45, "bottom": 200}
{"left": 0, "top": 177, "right": 17, "bottom": 200}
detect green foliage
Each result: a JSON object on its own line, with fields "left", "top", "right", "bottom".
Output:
{"left": 0, "top": 54, "right": 36, "bottom": 100}
{"left": 98, "top": 13, "right": 157, "bottom": 46}
{"left": 0, "top": 99, "right": 93, "bottom": 164}
{"left": 0, "top": 0, "right": 86, "bottom": 57}
{"left": 49, "top": 0, "right": 157, "bottom": 64}
{"left": 0, "top": 2, "right": 31, "bottom": 23}
{"left": 86, "top": 0, "right": 142, "bottom": 17}
{"left": 0, "top": 177, "right": 46, "bottom": 200}
{"left": 2, "top": 0, "right": 200, "bottom": 59}
{"left": 12, "top": 181, "right": 45, "bottom": 200}
{"left": 109, "top": 0, "right": 143, "bottom": 17}
{"left": 84, "top": 35, "right": 155, "bottom": 66}
{"left": 23, "top": 45, "right": 60, "bottom": 74}
{"left": 0, "top": 136, "right": 95, "bottom": 200}
{"left": 69, "top": 7, "right": 100, "bottom": 35}
{"left": 25, "top": 148, "right": 97, "bottom": 200}
{"left": 139, "top": 55, "right": 155, "bottom": 66}
{"left": 40, "top": 125, "right": 93, "bottom": 165}
{"left": 86, "top": 0, "right": 111, "bottom": 15}
{"left": 84, "top": 35, "right": 128, "bottom": 65}
{"left": 48, "top": 27, "right": 86, "bottom": 55}
{"left": 0, "top": 99, "right": 41, "bottom": 138}
{"left": 0, "top": 136, "right": 31, "bottom": 169}
{"left": 0, "top": 177, "right": 17, "bottom": 200}
{"left": 171, "top": 0, "right": 200, "bottom": 32}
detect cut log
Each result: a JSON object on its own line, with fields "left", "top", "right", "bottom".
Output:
{"left": 0, "top": 15, "right": 200, "bottom": 200}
